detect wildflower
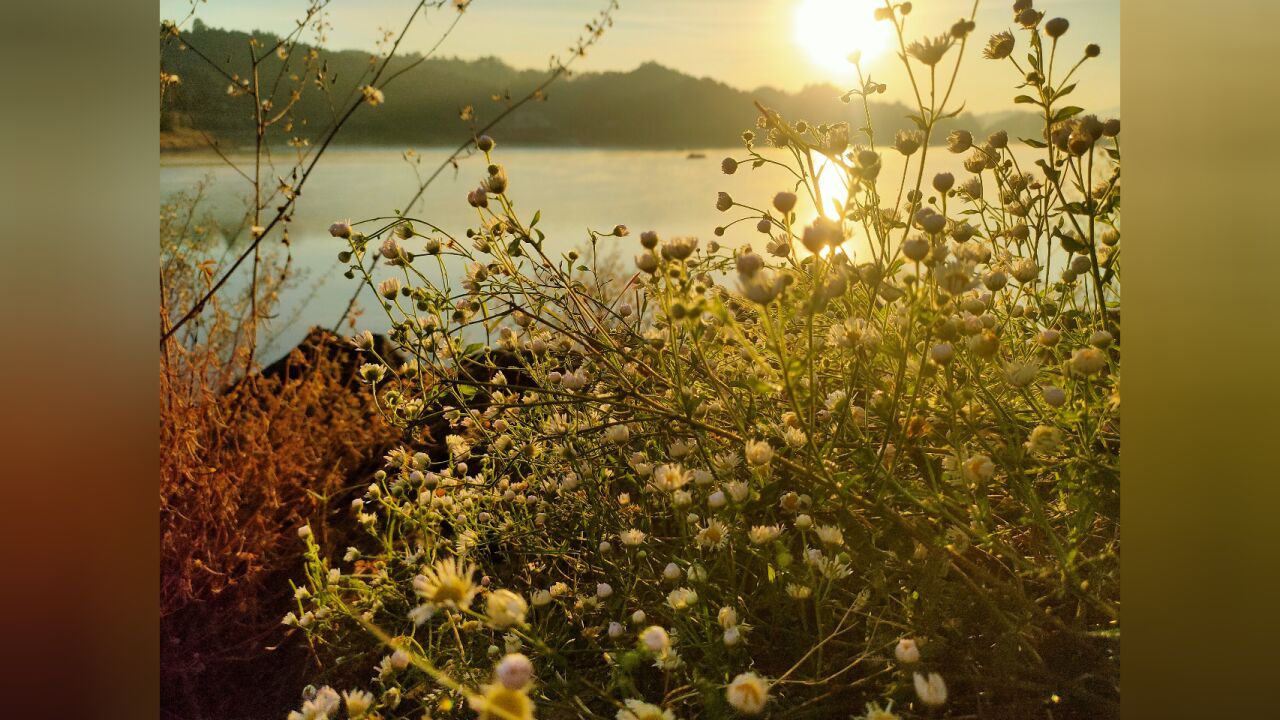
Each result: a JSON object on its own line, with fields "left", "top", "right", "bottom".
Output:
{"left": 361, "top": 85, "right": 385, "bottom": 106}
{"left": 1090, "top": 330, "right": 1115, "bottom": 349}
{"left": 748, "top": 525, "right": 783, "bottom": 545}
{"left": 961, "top": 454, "right": 996, "bottom": 483}
{"left": 413, "top": 556, "right": 479, "bottom": 609}
{"left": 631, "top": 610, "right": 647, "bottom": 625}
{"left": 606, "top": 424, "right": 631, "bottom": 444}
{"left": 745, "top": 439, "right": 774, "bottom": 466}
{"left": 329, "top": 219, "right": 353, "bottom": 239}
{"left": 1003, "top": 359, "right": 1040, "bottom": 388}
{"left": 378, "top": 277, "right": 401, "bottom": 300}
{"left": 894, "top": 129, "right": 923, "bottom": 156}
{"left": 913, "top": 672, "right": 949, "bottom": 706}
{"left": 1011, "top": 257, "right": 1040, "bottom": 283}
{"left": 696, "top": 519, "right": 730, "bottom": 550}
{"left": 652, "top": 464, "right": 692, "bottom": 492}
{"left": 708, "top": 490, "right": 727, "bottom": 510}
{"left": 786, "top": 583, "right": 812, "bottom": 599}
{"left": 815, "top": 525, "right": 844, "bottom": 546}
{"left": 725, "top": 481, "right": 749, "bottom": 503}
{"left": 486, "top": 589, "right": 528, "bottom": 628}
{"left": 736, "top": 250, "right": 765, "bottom": 277}
{"left": 1071, "top": 347, "right": 1108, "bottom": 375}
{"left": 895, "top": 638, "right": 921, "bottom": 663}
{"left": 470, "top": 683, "right": 534, "bottom": 720}
{"left": 663, "top": 562, "right": 682, "bottom": 581}
{"left": 716, "top": 192, "right": 734, "bottom": 212}
{"left": 726, "top": 672, "right": 770, "bottom": 715}
{"left": 636, "top": 252, "right": 659, "bottom": 274}
{"left": 358, "top": 363, "right": 386, "bottom": 384}
{"left": 1016, "top": 8, "right": 1043, "bottom": 27}
{"left": 740, "top": 268, "right": 784, "bottom": 305}
{"left": 1026, "top": 425, "right": 1063, "bottom": 454}
{"left": 983, "top": 31, "right": 1015, "bottom": 59}
{"left": 947, "top": 129, "right": 973, "bottom": 153}
{"left": 783, "top": 426, "right": 806, "bottom": 448}
{"left": 531, "top": 589, "right": 552, "bottom": 607}
{"left": 640, "top": 625, "right": 671, "bottom": 654}
{"left": 666, "top": 587, "right": 699, "bottom": 611}
{"left": 288, "top": 687, "right": 341, "bottom": 720}
{"left": 906, "top": 34, "right": 953, "bottom": 66}
{"left": 718, "top": 606, "right": 740, "bottom": 629}
{"left": 661, "top": 236, "right": 699, "bottom": 261}
{"left": 620, "top": 529, "right": 647, "bottom": 546}
{"left": 936, "top": 260, "right": 979, "bottom": 296}
{"left": 597, "top": 583, "right": 614, "bottom": 599}
{"left": 794, "top": 513, "right": 813, "bottom": 530}
{"left": 343, "top": 689, "right": 374, "bottom": 717}
{"left": 617, "top": 699, "right": 676, "bottom": 720}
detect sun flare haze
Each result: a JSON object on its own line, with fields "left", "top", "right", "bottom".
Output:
{"left": 794, "top": 0, "right": 893, "bottom": 79}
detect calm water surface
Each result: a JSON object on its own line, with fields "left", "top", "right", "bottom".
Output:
{"left": 161, "top": 145, "right": 1035, "bottom": 361}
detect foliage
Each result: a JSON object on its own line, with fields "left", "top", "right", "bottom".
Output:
{"left": 160, "top": 190, "right": 398, "bottom": 719}
{"left": 289, "top": 2, "right": 1120, "bottom": 718}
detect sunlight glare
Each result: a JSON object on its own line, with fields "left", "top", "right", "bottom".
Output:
{"left": 794, "top": 0, "right": 892, "bottom": 78}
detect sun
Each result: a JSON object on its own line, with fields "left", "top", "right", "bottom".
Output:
{"left": 794, "top": 0, "right": 893, "bottom": 78}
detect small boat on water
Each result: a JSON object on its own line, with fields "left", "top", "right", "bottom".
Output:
{"left": 685, "top": 151, "right": 706, "bottom": 159}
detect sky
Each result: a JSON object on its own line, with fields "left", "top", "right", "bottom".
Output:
{"left": 160, "top": 0, "right": 1120, "bottom": 114}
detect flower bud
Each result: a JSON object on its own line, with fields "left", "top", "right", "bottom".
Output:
{"left": 476, "top": 135, "right": 495, "bottom": 152}
{"left": 1044, "top": 17, "right": 1069, "bottom": 38}
{"left": 716, "top": 192, "right": 734, "bottom": 212}
{"left": 329, "top": 220, "right": 353, "bottom": 239}
{"left": 988, "top": 130, "right": 1009, "bottom": 149}
{"left": 635, "top": 252, "right": 658, "bottom": 274}
{"left": 495, "top": 653, "right": 533, "bottom": 690}
{"left": 1042, "top": 385, "right": 1067, "bottom": 407}
{"left": 932, "top": 172, "right": 955, "bottom": 193}
{"left": 902, "top": 236, "right": 930, "bottom": 262}
{"left": 721, "top": 157, "right": 739, "bottom": 174}
{"left": 930, "top": 342, "right": 954, "bottom": 364}
{"left": 772, "top": 192, "right": 797, "bottom": 214}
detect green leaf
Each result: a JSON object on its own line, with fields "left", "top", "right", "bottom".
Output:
{"left": 1021, "top": 137, "right": 1048, "bottom": 148}
{"left": 937, "top": 101, "right": 967, "bottom": 120}
{"left": 530, "top": 210, "right": 540, "bottom": 227}
{"left": 1014, "top": 94, "right": 1038, "bottom": 105}
{"left": 907, "top": 114, "right": 928, "bottom": 131}
{"left": 1053, "top": 83, "right": 1077, "bottom": 100}
{"left": 1052, "top": 106, "right": 1084, "bottom": 122}
{"left": 731, "top": 376, "right": 774, "bottom": 396}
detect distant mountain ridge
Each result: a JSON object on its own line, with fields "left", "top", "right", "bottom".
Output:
{"left": 162, "top": 22, "right": 1054, "bottom": 149}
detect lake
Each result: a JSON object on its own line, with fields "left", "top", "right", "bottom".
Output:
{"left": 161, "top": 145, "right": 1042, "bottom": 362}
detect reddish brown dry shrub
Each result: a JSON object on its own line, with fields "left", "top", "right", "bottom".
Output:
{"left": 160, "top": 192, "right": 397, "bottom": 718}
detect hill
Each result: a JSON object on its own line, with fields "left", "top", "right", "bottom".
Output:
{"left": 161, "top": 21, "right": 1046, "bottom": 149}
